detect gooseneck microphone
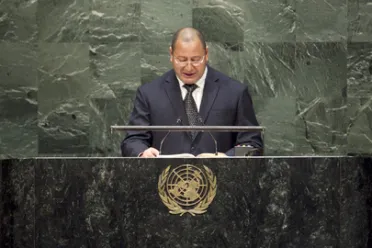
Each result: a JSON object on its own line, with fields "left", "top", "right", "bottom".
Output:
{"left": 159, "top": 117, "right": 182, "bottom": 155}
{"left": 198, "top": 117, "right": 218, "bottom": 156}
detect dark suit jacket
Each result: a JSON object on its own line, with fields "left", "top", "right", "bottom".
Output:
{"left": 121, "top": 66, "right": 263, "bottom": 157}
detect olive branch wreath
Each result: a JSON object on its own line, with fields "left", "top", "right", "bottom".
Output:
{"left": 158, "top": 165, "right": 217, "bottom": 216}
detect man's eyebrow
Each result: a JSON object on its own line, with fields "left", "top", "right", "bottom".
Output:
{"left": 175, "top": 55, "right": 202, "bottom": 59}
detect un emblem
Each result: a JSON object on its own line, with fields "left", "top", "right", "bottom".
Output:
{"left": 158, "top": 164, "right": 217, "bottom": 216}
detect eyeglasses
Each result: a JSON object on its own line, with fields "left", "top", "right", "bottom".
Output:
{"left": 172, "top": 55, "right": 205, "bottom": 67}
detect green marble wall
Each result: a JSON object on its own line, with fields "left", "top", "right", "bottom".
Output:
{"left": 0, "top": 0, "right": 371, "bottom": 158}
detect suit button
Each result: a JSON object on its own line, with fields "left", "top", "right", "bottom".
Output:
{"left": 191, "top": 146, "right": 195, "bottom": 151}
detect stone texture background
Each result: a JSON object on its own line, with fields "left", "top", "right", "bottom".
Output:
{"left": 0, "top": 0, "right": 371, "bottom": 158}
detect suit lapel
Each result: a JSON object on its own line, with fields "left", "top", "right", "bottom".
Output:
{"left": 164, "top": 71, "right": 189, "bottom": 125}
{"left": 199, "top": 67, "right": 220, "bottom": 123}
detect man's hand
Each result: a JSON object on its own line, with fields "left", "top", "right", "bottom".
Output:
{"left": 139, "top": 147, "right": 159, "bottom": 158}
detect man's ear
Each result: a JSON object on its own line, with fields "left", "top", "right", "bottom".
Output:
{"left": 169, "top": 46, "right": 173, "bottom": 62}
{"left": 205, "top": 46, "right": 209, "bottom": 62}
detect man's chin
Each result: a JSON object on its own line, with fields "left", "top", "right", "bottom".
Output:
{"left": 181, "top": 76, "right": 198, "bottom": 84}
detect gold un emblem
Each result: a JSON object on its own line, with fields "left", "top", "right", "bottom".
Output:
{"left": 158, "top": 164, "right": 217, "bottom": 216}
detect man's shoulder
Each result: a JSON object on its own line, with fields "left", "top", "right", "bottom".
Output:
{"left": 138, "top": 69, "right": 174, "bottom": 92}
{"left": 210, "top": 66, "right": 247, "bottom": 91}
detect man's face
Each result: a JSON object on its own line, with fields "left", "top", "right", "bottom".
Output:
{"left": 170, "top": 39, "right": 208, "bottom": 85}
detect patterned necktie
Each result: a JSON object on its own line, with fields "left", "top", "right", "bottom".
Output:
{"left": 183, "top": 84, "right": 200, "bottom": 140}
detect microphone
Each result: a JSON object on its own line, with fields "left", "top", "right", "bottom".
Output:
{"left": 159, "top": 117, "right": 182, "bottom": 155}
{"left": 198, "top": 117, "right": 218, "bottom": 156}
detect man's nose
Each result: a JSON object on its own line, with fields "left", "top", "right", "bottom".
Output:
{"left": 185, "top": 61, "right": 193, "bottom": 70}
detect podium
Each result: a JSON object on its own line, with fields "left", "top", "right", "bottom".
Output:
{"left": 1, "top": 156, "right": 371, "bottom": 247}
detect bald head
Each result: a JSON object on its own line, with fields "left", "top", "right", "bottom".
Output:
{"left": 171, "top": 27, "right": 207, "bottom": 53}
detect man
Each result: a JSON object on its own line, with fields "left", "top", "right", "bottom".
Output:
{"left": 121, "top": 27, "right": 263, "bottom": 157}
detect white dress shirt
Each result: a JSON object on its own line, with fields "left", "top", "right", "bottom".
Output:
{"left": 176, "top": 67, "right": 208, "bottom": 112}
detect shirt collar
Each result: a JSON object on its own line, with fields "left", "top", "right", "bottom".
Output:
{"left": 176, "top": 66, "right": 208, "bottom": 90}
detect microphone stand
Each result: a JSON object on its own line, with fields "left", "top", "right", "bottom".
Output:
{"left": 159, "top": 118, "right": 182, "bottom": 155}
{"left": 198, "top": 117, "right": 218, "bottom": 156}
